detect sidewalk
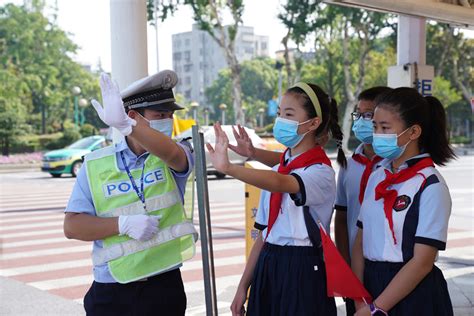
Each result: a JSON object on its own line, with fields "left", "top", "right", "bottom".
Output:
{"left": 0, "top": 163, "right": 40, "bottom": 173}
{"left": 1, "top": 264, "right": 472, "bottom": 315}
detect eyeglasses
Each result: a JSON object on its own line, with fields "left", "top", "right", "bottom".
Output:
{"left": 351, "top": 111, "right": 374, "bottom": 121}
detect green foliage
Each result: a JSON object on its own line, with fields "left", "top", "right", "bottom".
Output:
{"left": 0, "top": 3, "right": 102, "bottom": 154}
{"left": 80, "top": 123, "right": 97, "bottom": 137}
{"left": 205, "top": 58, "right": 278, "bottom": 125}
{"left": 432, "top": 76, "right": 462, "bottom": 108}
{"left": 45, "top": 127, "right": 81, "bottom": 150}
{"left": 149, "top": 0, "right": 244, "bottom": 40}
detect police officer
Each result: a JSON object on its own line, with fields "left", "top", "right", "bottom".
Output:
{"left": 64, "top": 70, "right": 198, "bottom": 316}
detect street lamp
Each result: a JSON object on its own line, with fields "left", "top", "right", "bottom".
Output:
{"left": 78, "top": 98, "right": 88, "bottom": 126}
{"left": 219, "top": 103, "right": 227, "bottom": 125}
{"left": 71, "top": 86, "right": 81, "bottom": 127}
{"left": 258, "top": 108, "right": 265, "bottom": 128}
{"left": 203, "top": 107, "right": 210, "bottom": 126}
{"left": 190, "top": 101, "right": 199, "bottom": 123}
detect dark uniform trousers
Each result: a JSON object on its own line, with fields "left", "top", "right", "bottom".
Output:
{"left": 84, "top": 268, "right": 186, "bottom": 316}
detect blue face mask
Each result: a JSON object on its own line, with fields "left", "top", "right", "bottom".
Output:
{"left": 372, "top": 128, "right": 411, "bottom": 159}
{"left": 273, "top": 117, "right": 311, "bottom": 148}
{"left": 149, "top": 118, "right": 174, "bottom": 137}
{"left": 352, "top": 118, "right": 374, "bottom": 144}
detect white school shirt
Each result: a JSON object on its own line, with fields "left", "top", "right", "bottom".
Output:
{"left": 357, "top": 153, "right": 451, "bottom": 262}
{"left": 335, "top": 144, "right": 383, "bottom": 256}
{"left": 254, "top": 150, "right": 336, "bottom": 246}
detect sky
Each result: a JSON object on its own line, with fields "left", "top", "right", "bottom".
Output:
{"left": 3, "top": 0, "right": 473, "bottom": 75}
{"left": 3, "top": 0, "right": 289, "bottom": 74}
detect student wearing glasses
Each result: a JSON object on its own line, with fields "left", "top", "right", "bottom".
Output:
{"left": 334, "top": 87, "right": 392, "bottom": 315}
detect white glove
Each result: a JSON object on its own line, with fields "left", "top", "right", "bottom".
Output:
{"left": 118, "top": 214, "right": 162, "bottom": 241}
{"left": 91, "top": 73, "right": 137, "bottom": 136}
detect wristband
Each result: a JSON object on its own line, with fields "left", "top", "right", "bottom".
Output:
{"left": 369, "top": 302, "right": 388, "bottom": 316}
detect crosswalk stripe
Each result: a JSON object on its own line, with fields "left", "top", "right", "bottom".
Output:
{"left": 0, "top": 214, "right": 65, "bottom": 225}
{"left": 0, "top": 228, "right": 65, "bottom": 238}
{"left": 0, "top": 243, "right": 244, "bottom": 277}
{"left": 26, "top": 255, "right": 246, "bottom": 291}
{"left": 0, "top": 245, "right": 91, "bottom": 260}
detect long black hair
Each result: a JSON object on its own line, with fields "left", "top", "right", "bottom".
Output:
{"left": 375, "top": 87, "right": 456, "bottom": 166}
{"left": 287, "top": 84, "right": 347, "bottom": 168}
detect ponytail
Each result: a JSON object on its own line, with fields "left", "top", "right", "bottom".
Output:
{"left": 328, "top": 97, "right": 347, "bottom": 168}
{"left": 423, "top": 96, "right": 456, "bottom": 165}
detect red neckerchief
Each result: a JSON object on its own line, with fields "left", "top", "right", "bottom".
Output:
{"left": 375, "top": 157, "right": 434, "bottom": 244}
{"left": 266, "top": 146, "right": 332, "bottom": 241}
{"left": 352, "top": 152, "right": 383, "bottom": 204}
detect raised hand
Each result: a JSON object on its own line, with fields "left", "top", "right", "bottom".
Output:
{"left": 206, "top": 122, "right": 231, "bottom": 174}
{"left": 91, "top": 73, "right": 136, "bottom": 136}
{"left": 228, "top": 124, "right": 256, "bottom": 159}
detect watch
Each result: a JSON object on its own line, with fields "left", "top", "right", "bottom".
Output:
{"left": 369, "top": 302, "right": 388, "bottom": 316}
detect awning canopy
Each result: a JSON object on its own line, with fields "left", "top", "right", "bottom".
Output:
{"left": 324, "top": 0, "right": 474, "bottom": 28}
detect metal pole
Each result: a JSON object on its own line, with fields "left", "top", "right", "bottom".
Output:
{"left": 80, "top": 108, "right": 86, "bottom": 126}
{"left": 221, "top": 110, "right": 225, "bottom": 125}
{"left": 278, "top": 67, "right": 283, "bottom": 103}
{"left": 74, "top": 96, "right": 79, "bottom": 128}
{"left": 192, "top": 125, "right": 218, "bottom": 316}
{"left": 41, "top": 103, "right": 46, "bottom": 134}
{"left": 193, "top": 108, "right": 198, "bottom": 122}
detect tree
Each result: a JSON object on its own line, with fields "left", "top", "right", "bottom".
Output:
{"left": 0, "top": 63, "right": 31, "bottom": 155}
{"left": 277, "top": 0, "right": 321, "bottom": 87}
{"left": 334, "top": 7, "right": 391, "bottom": 151}
{"left": 150, "top": 0, "right": 246, "bottom": 124}
{"left": 427, "top": 24, "right": 473, "bottom": 105}
{"left": 0, "top": 3, "right": 102, "bottom": 138}
{"left": 205, "top": 58, "right": 278, "bottom": 126}
{"left": 277, "top": 3, "right": 392, "bottom": 150}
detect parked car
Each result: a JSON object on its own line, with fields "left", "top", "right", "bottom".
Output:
{"left": 41, "top": 135, "right": 108, "bottom": 178}
{"left": 175, "top": 125, "right": 266, "bottom": 179}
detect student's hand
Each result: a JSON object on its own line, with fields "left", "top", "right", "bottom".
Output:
{"left": 206, "top": 122, "right": 231, "bottom": 173}
{"left": 354, "top": 304, "right": 370, "bottom": 316}
{"left": 230, "top": 286, "right": 247, "bottom": 316}
{"left": 354, "top": 300, "right": 365, "bottom": 311}
{"left": 91, "top": 73, "right": 136, "bottom": 136}
{"left": 228, "top": 125, "right": 256, "bottom": 159}
{"left": 118, "top": 214, "right": 161, "bottom": 241}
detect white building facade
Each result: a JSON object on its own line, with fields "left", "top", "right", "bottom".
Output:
{"left": 172, "top": 24, "right": 269, "bottom": 105}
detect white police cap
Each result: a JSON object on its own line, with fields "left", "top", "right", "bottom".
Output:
{"left": 120, "top": 70, "right": 183, "bottom": 111}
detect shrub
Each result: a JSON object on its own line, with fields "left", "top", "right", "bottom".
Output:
{"left": 80, "top": 123, "right": 97, "bottom": 137}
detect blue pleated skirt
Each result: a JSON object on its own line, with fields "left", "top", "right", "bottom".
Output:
{"left": 246, "top": 243, "right": 336, "bottom": 316}
{"left": 364, "top": 260, "right": 453, "bottom": 316}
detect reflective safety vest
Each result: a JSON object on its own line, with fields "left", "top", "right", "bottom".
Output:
{"left": 84, "top": 145, "right": 198, "bottom": 283}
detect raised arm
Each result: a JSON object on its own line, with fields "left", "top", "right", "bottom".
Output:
{"left": 91, "top": 73, "right": 188, "bottom": 172}
{"left": 128, "top": 111, "right": 188, "bottom": 172}
{"left": 206, "top": 123, "right": 299, "bottom": 194}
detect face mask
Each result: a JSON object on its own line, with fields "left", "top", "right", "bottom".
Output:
{"left": 273, "top": 117, "right": 311, "bottom": 148}
{"left": 372, "top": 128, "right": 411, "bottom": 159}
{"left": 352, "top": 118, "right": 374, "bottom": 144}
{"left": 149, "top": 118, "right": 174, "bottom": 137}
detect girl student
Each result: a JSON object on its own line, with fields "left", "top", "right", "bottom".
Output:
{"left": 335, "top": 87, "right": 392, "bottom": 316}
{"left": 352, "top": 88, "right": 455, "bottom": 316}
{"left": 206, "top": 82, "right": 346, "bottom": 316}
